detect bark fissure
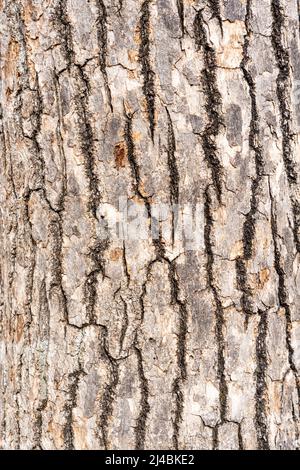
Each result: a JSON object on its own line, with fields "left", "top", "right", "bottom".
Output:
{"left": 63, "top": 367, "right": 85, "bottom": 450}
{"left": 134, "top": 344, "right": 150, "bottom": 450}
{"left": 166, "top": 108, "right": 179, "bottom": 245}
{"left": 208, "top": 0, "right": 223, "bottom": 34}
{"left": 176, "top": 0, "right": 184, "bottom": 37}
{"left": 124, "top": 110, "right": 151, "bottom": 216}
{"left": 236, "top": 0, "right": 265, "bottom": 328}
{"left": 139, "top": 0, "right": 156, "bottom": 142}
{"left": 169, "top": 262, "right": 188, "bottom": 449}
{"left": 269, "top": 181, "right": 300, "bottom": 415}
{"left": 166, "top": 108, "right": 179, "bottom": 207}
{"left": 98, "top": 340, "right": 119, "bottom": 449}
{"left": 204, "top": 187, "right": 228, "bottom": 432}
{"left": 271, "top": 0, "right": 300, "bottom": 254}
{"left": 194, "top": 10, "right": 224, "bottom": 203}
{"left": 255, "top": 309, "right": 269, "bottom": 450}
{"left": 95, "top": 0, "right": 113, "bottom": 112}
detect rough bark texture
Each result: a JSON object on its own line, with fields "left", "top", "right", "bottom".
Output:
{"left": 1, "top": 0, "right": 300, "bottom": 450}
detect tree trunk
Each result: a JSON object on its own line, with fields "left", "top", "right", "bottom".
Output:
{"left": 1, "top": 0, "right": 300, "bottom": 451}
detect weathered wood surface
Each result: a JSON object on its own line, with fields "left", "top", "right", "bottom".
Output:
{"left": 0, "top": 0, "right": 300, "bottom": 450}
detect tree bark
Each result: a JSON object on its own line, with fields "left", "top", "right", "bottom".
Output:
{"left": 0, "top": 0, "right": 300, "bottom": 450}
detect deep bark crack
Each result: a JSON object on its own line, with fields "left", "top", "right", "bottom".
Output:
{"left": 95, "top": 0, "right": 113, "bottom": 112}
{"left": 194, "top": 10, "right": 224, "bottom": 203}
{"left": 271, "top": 0, "right": 300, "bottom": 254}
{"left": 204, "top": 187, "right": 228, "bottom": 431}
{"left": 139, "top": 0, "right": 156, "bottom": 142}
{"left": 255, "top": 309, "right": 270, "bottom": 450}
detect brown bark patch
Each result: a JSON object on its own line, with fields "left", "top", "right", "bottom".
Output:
{"left": 4, "top": 40, "right": 20, "bottom": 80}
{"left": 16, "top": 315, "right": 24, "bottom": 343}
{"left": 258, "top": 268, "right": 270, "bottom": 288}
{"left": 110, "top": 248, "right": 123, "bottom": 261}
{"left": 114, "top": 141, "right": 126, "bottom": 169}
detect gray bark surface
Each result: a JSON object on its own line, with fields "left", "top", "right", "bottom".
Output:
{"left": 0, "top": 0, "right": 300, "bottom": 450}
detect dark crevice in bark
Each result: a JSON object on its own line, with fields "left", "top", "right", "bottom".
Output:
{"left": 169, "top": 262, "right": 188, "bottom": 449}
{"left": 134, "top": 344, "right": 150, "bottom": 449}
{"left": 63, "top": 367, "right": 86, "bottom": 450}
{"left": 54, "top": 0, "right": 74, "bottom": 67}
{"left": 271, "top": 0, "right": 297, "bottom": 185}
{"left": 204, "top": 187, "right": 228, "bottom": 428}
{"left": 291, "top": 401, "right": 300, "bottom": 448}
{"left": 271, "top": 0, "right": 300, "bottom": 254}
{"left": 139, "top": 0, "right": 156, "bottom": 142}
{"left": 166, "top": 108, "right": 179, "bottom": 207}
{"left": 85, "top": 239, "right": 110, "bottom": 324}
{"left": 166, "top": 108, "right": 179, "bottom": 245}
{"left": 176, "top": 0, "right": 184, "bottom": 37}
{"left": 194, "top": 10, "right": 224, "bottom": 203}
{"left": 139, "top": 262, "right": 152, "bottom": 322}
{"left": 99, "top": 336, "right": 119, "bottom": 449}
{"left": 53, "top": 75, "right": 68, "bottom": 211}
{"left": 75, "top": 67, "right": 100, "bottom": 219}
{"left": 23, "top": 192, "right": 37, "bottom": 327}
{"left": 95, "top": 0, "right": 113, "bottom": 112}
{"left": 236, "top": 0, "right": 264, "bottom": 329}
{"left": 172, "top": 377, "right": 184, "bottom": 449}
{"left": 207, "top": 0, "right": 223, "bottom": 34}
{"left": 238, "top": 423, "right": 244, "bottom": 450}
{"left": 291, "top": 200, "right": 300, "bottom": 254}
{"left": 169, "top": 263, "right": 188, "bottom": 382}
{"left": 269, "top": 181, "right": 300, "bottom": 416}
{"left": 124, "top": 110, "right": 151, "bottom": 217}
{"left": 241, "top": 0, "right": 264, "bottom": 261}
{"left": 33, "top": 279, "right": 50, "bottom": 449}
{"left": 235, "top": 258, "right": 254, "bottom": 327}
{"left": 119, "top": 296, "right": 129, "bottom": 353}
{"left": 122, "top": 242, "right": 131, "bottom": 287}
{"left": 212, "top": 425, "right": 218, "bottom": 450}
{"left": 255, "top": 309, "right": 270, "bottom": 450}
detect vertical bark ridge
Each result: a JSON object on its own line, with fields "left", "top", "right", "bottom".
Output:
{"left": 255, "top": 309, "right": 270, "bottom": 450}
{"left": 98, "top": 334, "right": 119, "bottom": 449}
{"left": 194, "top": 9, "right": 224, "bottom": 203}
{"left": 166, "top": 108, "right": 179, "bottom": 208}
{"left": 54, "top": 0, "right": 74, "bottom": 67}
{"left": 63, "top": 366, "right": 85, "bottom": 449}
{"left": 7, "top": 3, "right": 48, "bottom": 448}
{"left": 124, "top": 110, "right": 151, "bottom": 216}
{"left": 241, "top": 0, "right": 264, "bottom": 261}
{"left": 271, "top": 0, "right": 300, "bottom": 254}
{"left": 269, "top": 181, "right": 300, "bottom": 416}
{"left": 166, "top": 108, "right": 179, "bottom": 245}
{"left": 204, "top": 187, "right": 228, "bottom": 439}
{"left": 238, "top": 423, "right": 244, "bottom": 450}
{"left": 54, "top": 2, "right": 107, "bottom": 327}
{"left": 169, "top": 261, "right": 188, "bottom": 449}
{"left": 95, "top": 0, "right": 113, "bottom": 112}
{"left": 207, "top": 0, "right": 223, "bottom": 34}
{"left": 134, "top": 343, "right": 150, "bottom": 449}
{"left": 33, "top": 279, "right": 50, "bottom": 449}
{"left": 176, "top": 0, "right": 184, "bottom": 37}
{"left": 236, "top": 0, "right": 264, "bottom": 328}
{"left": 85, "top": 239, "right": 109, "bottom": 324}
{"left": 139, "top": 0, "right": 156, "bottom": 142}
{"left": 119, "top": 296, "right": 129, "bottom": 354}
{"left": 48, "top": 77, "right": 71, "bottom": 327}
